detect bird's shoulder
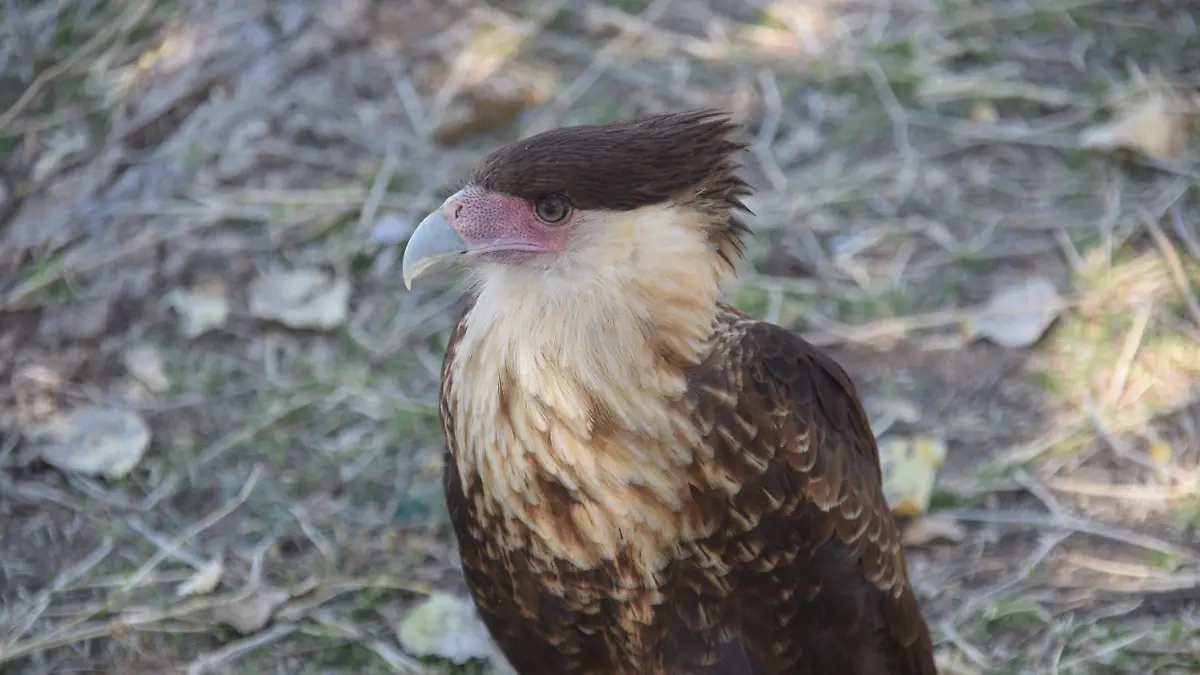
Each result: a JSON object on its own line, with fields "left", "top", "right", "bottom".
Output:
{"left": 699, "top": 303, "right": 878, "bottom": 455}
{"left": 687, "top": 304, "right": 885, "bottom": 495}
{"left": 673, "top": 304, "right": 937, "bottom": 675}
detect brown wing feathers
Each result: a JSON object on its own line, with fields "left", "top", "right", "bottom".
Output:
{"left": 691, "top": 309, "right": 936, "bottom": 674}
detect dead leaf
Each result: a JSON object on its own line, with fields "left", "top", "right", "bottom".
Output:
{"left": 11, "top": 363, "right": 67, "bottom": 428}
{"left": 122, "top": 345, "right": 171, "bottom": 393}
{"left": 1147, "top": 441, "right": 1173, "bottom": 465}
{"left": 917, "top": 68, "right": 1074, "bottom": 108}
{"left": 167, "top": 286, "right": 231, "bottom": 338}
{"left": 212, "top": 586, "right": 289, "bottom": 634}
{"left": 878, "top": 435, "right": 948, "bottom": 517}
{"left": 435, "top": 90, "right": 536, "bottom": 145}
{"left": 1148, "top": 441, "right": 1176, "bottom": 484}
{"left": 902, "top": 516, "right": 968, "bottom": 546}
{"left": 964, "top": 276, "right": 1064, "bottom": 348}
{"left": 248, "top": 268, "right": 350, "bottom": 331}
{"left": 435, "top": 96, "right": 527, "bottom": 145}
{"left": 397, "top": 593, "right": 495, "bottom": 665}
{"left": 175, "top": 556, "right": 224, "bottom": 598}
{"left": 1080, "top": 89, "right": 1191, "bottom": 160}
{"left": 29, "top": 406, "right": 151, "bottom": 479}
{"left": 432, "top": 67, "right": 549, "bottom": 145}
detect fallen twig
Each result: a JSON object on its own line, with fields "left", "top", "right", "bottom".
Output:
{"left": 940, "top": 509, "right": 1198, "bottom": 561}
{"left": 121, "top": 466, "right": 262, "bottom": 593}
{"left": 185, "top": 623, "right": 299, "bottom": 675}
{"left": 1141, "top": 206, "right": 1200, "bottom": 331}
{"left": 0, "top": 0, "right": 154, "bottom": 132}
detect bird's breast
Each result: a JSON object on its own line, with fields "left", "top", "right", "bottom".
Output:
{"left": 443, "top": 301, "right": 741, "bottom": 590}
{"left": 457, "top": 429, "right": 704, "bottom": 578}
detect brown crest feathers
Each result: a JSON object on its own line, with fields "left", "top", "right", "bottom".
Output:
{"left": 470, "top": 109, "right": 747, "bottom": 210}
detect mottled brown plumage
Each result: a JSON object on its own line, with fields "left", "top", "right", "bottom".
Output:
{"left": 405, "top": 110, "right": 938, "bottom": 675}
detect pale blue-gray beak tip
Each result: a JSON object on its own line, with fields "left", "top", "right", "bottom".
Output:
{"left": 401, "top": 208, "right": 469, "bottom": 290}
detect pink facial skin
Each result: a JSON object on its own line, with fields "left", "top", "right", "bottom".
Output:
{"left": 443, "top": 187, "right": 576, "bottom": 264}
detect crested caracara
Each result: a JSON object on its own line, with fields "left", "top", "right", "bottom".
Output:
{"left": 401, "top": 110, "right": 938, "bottom": 675}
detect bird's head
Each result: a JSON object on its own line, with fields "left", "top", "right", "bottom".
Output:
{"left": 402, "top": 110, "right": 752, "bottom": 293}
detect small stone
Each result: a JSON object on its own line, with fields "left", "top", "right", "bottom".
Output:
{"left": 167, "top": 285, "right": 232, "bottom": 339}
{"left": 30, "top": 406, "right": 151, "bottom": 480}
{"left": 122, "top": 345, "right": 171, "bottom": 393}
{"left": 248, "top": 268, "right": 350, "bottom": 331}
{"left": 964, "top": 276, "right": 1064, "bottom": 349}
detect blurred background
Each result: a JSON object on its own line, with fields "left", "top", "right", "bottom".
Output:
{"left": 1, "top": 1, "right": 1198, "bottom": 673}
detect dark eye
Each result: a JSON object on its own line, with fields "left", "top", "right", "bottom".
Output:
{"left": 534, "top": 194, "right": 571, "bottom": 224}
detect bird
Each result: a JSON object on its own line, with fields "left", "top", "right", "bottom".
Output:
{"left": 401, "top": 109, "right": 938, "bottom": 675}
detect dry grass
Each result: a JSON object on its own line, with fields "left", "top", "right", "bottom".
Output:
{"left": 1, "top": 0, "right": 1198, "bottom": 673}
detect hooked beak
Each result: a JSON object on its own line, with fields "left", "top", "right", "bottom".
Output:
{"left": 402, "top": 208, "right": 468, "bottom": 290}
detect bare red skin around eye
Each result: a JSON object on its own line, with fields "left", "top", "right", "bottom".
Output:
{"left": 443, "top": 187, "right": 575, "bottom": 262}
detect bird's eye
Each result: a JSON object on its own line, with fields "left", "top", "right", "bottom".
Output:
{"left": 534, "top": 194, "right": 571, "bottom": 224}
